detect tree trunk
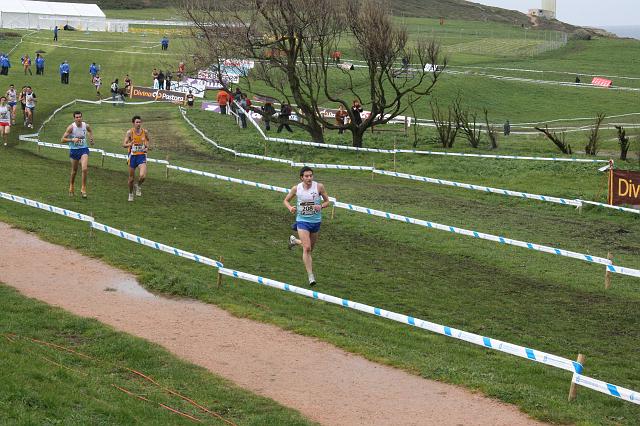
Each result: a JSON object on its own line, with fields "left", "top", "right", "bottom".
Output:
{"left": 308, "top": 120, "right": 325, "bottom": 143}
{"left": 351, "top": 128, "right": 365, "bottom": 147}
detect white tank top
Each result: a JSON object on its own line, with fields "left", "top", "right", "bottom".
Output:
{"left": 6, "top": 89, "right": 16, "bottom": 103}
{"left": 25, "top": 92, "right": 36, "bottom": 108}
{"left": 0, "top": 105, "right": 9, "bottom": 123}
{"left": 296, "top": 181, "right": 322, "bottom": 223}
{"left": 69, "top": 122, "right": 88, "bottom": 149}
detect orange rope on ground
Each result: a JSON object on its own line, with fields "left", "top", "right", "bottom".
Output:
{"left": 39, "top": 354, "right": 89, "bottom": 376}
{"left": 112, "top": 384, "right": 203, "bottom": 423}
{"left": 9, "top": 333, "right": 237, "bottom": 426}
{"left": 129, "top": 369, "right": 238, "bottom": 426}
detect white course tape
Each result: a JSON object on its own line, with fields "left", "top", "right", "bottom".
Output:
{"left": 374, "top": 170, "right": 582, "bottom": 207}
{"left": 573, "top": 374, "right": 640, "bottom": 405}
{"left": 219, "top": 268, "right": 583, "bottom": 373}
{"left": 580, "top": 200, "right": 640, "bottom": 215}
{"left": 91, "top": 222, "right": 223, "bottom": 268}
{"left": 4, "top": 190, "right": 640, "bottom": 406}
{"left": 167, "top": 163, "right": 640, "bottom": 278}
{"left": 167, "top": 165, "right": 290, "bottom": 194}
{"left": 292, "top": 162, "right": 375, "bottom": 171}
{"left": 0, "top": 192, "right": 94, "bottom": 222}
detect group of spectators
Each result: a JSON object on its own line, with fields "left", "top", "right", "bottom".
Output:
{"left": 334, "top": 100, "right": 363, "bottom": 134}
{"left": 151, "top": 68, "right": 173, "bottom": 90}
{"left": 216, "top": 87, "right": 294, "bottom": 133}
{"left": 0, "top": 53, "right": 46, "bottom": 76}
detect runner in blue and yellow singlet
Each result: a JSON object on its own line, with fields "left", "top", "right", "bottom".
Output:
{"left": 61, "top": 110, "right": 94, "bottom": 198}
{"left": 283, "top": 166, "right": 331, "bottom": 286}
{"left": 122, "top": 115, "right": 150, "bottom": 202}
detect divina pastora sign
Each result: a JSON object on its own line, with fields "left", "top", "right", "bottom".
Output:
{"left": 129, "top": 86, "right": 187, "bottom": 104}
{"left": 609, "top": 168, "right": 640, "bottom": 207}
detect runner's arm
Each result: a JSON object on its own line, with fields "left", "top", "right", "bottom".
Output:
{"left": 86, "top": 124, "right": 95, "bottom": 145}
{"left": 283, "top": 186, "right": 298, "bottom": 214}
{"left": 144, "top": 129, "right": 150, "bottom": 151}
{"left": 122, "top": 130, "right": 132, "bottom": 148}
{"left": 317, "top": 183, "right": 331, "bottom": 210}
{"left": 61, "top": 125, "right": 76, "bottom": 143}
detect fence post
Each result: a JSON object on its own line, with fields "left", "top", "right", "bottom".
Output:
{"left": 371, "top": 162, "right": 375, "bottom": 180}
{"left": 330, "top": 204, "right": 335, "bottom": 220}
{"left": 88, "top": 212, "right": 94, "bottom": 237}
{"left": 165, "top": 155, "right": 170, "bottom": 179}
{"left": 393, "top": 137, "right": 397, "bottom": 172}
{"left": 568, "top": 354, "right": 586, "bottom": 401}
{"left": 217, "top": 256, "right": 224, "bottom": 288}
{"left": 605, "top": 252, "right": 613, "bottom": 290}
{"left": 101, "top": 152, "right": 105, "bottom": 167}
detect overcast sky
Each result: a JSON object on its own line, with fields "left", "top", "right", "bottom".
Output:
{"left": 470, "top": 0, "right": 639, "bottom": 27}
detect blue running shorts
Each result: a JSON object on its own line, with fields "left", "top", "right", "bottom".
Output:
{"left": 128, "top": 154, "right": 147, "bottom": 169}
{"left": 295, "top": 221, "right": 321, "bottom": 233}
{"left": 69, "top": 147, "right": 90, "bottom": 161}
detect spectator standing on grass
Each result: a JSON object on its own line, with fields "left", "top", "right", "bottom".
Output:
{"left": 89, "top": 62, "right": 98, "bottom": 80}
{"left": 21, "top": 54, "right": 32, "bottom": 76}
{"left": 238, "top": 94, "right": 248, "bottom": 128}
{"left": 0, "top": 54, "right": 10, "bottom": 76}
{"left": 53, "top": 25, "right": 58, "bottom": 41}
{"left": 161, "top": 36, "right": 169, "bottom": 51}
{"left": 186, "top": 90, "right": 194, "bottom": 107}
{"left": 216, "top": 89, "right": 229, "bottom": 114}
{"left": 177, "top": 61, "right": 185, "bottom": 80}
{"left": 35, "top": 53, "right": 45, "bottom": 75}
{"left": 59, "top": 62, "right": 65, "bottom": 84}
{"left": 261, "top": 101, "right": 276, "bottom": 131}
{"left": 277, "top": 103, "right": 293, "bottom": 133}
{"left": 157, "top": 70, "right": 165, "bottom": 90}
{"left": 335, "top": 104, "right": 348, "bottom": 134}
{"left": 61, "top": 61, "right": 70, "bottom": 84}
{"left": 151, "top": 68, "right": 158, "bottom": 85}
{"left": 110, "top": 78, "right": 119, "bottom": 104}
{"left": 351, "top": 100, "right": 363, "bottom": 127}
{"left": 166, "top": 70, "right": 172, "bottom": 90}
{"left": 503, "top": 120, "right": 511, "bottom": 136}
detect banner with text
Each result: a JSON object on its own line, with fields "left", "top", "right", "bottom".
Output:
{"left": 609, "top": 169, "right": 640, "bottom": 206}
{"left": 129, "top": 86, "right": 186, "bottom": 104}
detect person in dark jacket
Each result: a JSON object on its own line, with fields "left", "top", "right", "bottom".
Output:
{"left": 277, "top": 103, "right": 293, "bottom": 133}
{"left": 351, "top": 100, "right": 363, "bottom": 126}
{"left": 261, "top": 102, "right": 276, "bottom": 131}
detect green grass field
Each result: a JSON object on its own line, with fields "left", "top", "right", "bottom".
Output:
{"left": 1, "top": 18, "right": 640, "bottom": 425}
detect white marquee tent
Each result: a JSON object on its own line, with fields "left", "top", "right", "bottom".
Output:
{"left": 0, "top": 0, "right": 106, "bottom": 31}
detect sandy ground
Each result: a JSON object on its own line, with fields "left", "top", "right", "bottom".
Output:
{"left": 0, "top": 222, "right": 544, "bottom": 425}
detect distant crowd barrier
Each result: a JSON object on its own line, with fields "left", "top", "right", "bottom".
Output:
{"left": 1, "top": 189, "right": 638, "bottom": 406}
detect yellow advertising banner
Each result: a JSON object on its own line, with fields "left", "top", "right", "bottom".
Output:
{"left": 129, "top": 86, "right": 186, "bottom": 104}
{"left": 609, "top": 168, "right": 640, "bottom": 206}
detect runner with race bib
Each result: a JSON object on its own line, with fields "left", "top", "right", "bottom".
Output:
{"left": 283, "top": 166, "right": 331, "bottom": 286}
{"left": 122, "top": 115, "right": 150, "bottom": 202}
{"left": 61, "top": 111, "right": 95, "bottom": 198}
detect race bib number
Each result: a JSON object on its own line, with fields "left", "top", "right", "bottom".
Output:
{"left": 299, "top": 201, "right": 316, "bottom": 215}
{"left": 73, "top": 137, "right": 85, "bottom": 146}
{"left": 0, "top": 111, "right": 8, "bottom": 120}
{"left": 131, "top": 144, "right": 147, "bottom": 154}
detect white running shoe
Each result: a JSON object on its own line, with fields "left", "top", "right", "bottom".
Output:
{"left": 135, "top": 184, "right": 142, "bottom": 197}
{"left": 288, "top": 235, "right": 297, "bottom": 250}
{"left": 308, "top": 273, "right": 316, "bottom": 287}
{"left": 128, "top": 193, "right": 134, "bottom": 202}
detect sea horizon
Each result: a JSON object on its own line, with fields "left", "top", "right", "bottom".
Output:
{"left": 601, "top": 25, "right": 640, "bottom": 39}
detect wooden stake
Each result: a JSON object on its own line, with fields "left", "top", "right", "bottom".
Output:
{"left": 393, "top": 137, "right": 397, "bottom": 172}
{"left": 101, "top": 152, "right": 105, "bottom": 167}
{"left": 605, "top": 252, "right": 613, "bottom": 290}
{"left": 568, "top": 353, "right": 586, "bottom": 401}
{"left": 89, "top": 212, "right": 94, "bottom": 237}
{"left": 264, "top": 139, "right": 268, "bottom": 157}
{"left": 330, "top": 204, "right": 335, "bottom": 220}
{"left": 216, "top": 256, "right": 224, "bottom": 288}
{"left": 371, "top": 162, "right": 375, "bottom": 180}
{"left": 165, "top": 155, "right": 170, "bottom": 179}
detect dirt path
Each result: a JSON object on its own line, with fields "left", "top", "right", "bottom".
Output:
{"left": 0, "top": 222, "right": 543, "bottom": 425}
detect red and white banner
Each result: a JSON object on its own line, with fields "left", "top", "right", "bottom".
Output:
{"left": 592, "top": 77, "right": 612, "bottom": 87}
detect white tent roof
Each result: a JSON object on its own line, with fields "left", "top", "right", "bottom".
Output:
{"left": 0, "top": 0, "right": 105, "bottom": 18}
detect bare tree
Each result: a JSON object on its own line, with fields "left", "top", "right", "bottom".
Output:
{"left": 430, "top": 99, "right": 458, "bottom": 148}
{"left": 535, "top": 125, "right": 572, "bottom": 154}
{"left": 179, "top": 0, "right": 445, "bottom": 147}
{"left": 585, "top": 113, "right": 605, "bottom": 156}
{"left": 483, "top": 108, "right": 498, "bottom": 149}
{"left": 454, "top": 100, "right": 482, "bottom": 148}
{"left": 615, "top": 125, "right": 631, "bottom": 160}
